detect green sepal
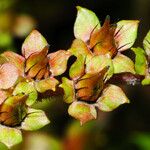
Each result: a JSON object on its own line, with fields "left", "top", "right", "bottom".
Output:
{"left": 69, "top": 39, "right": 92, "bottom": 60}
{"left": 21, "top": 108, "right": 50, "bottom": 131}
{"left": 48, "top": 50, "right": 71, "bottom": 76}
{"left": 1, "top": 51, "right": 25, "bottom": 75}
{"left": 86, "top": 55, "right": 114, "bottom": 80}
{"left": 132, "top": 47, "right": 147, "bottom": 75}
{"left": 22, "top": 30, "right": 48, "bottom": 58}
{"left": 13, "top": 81, "right": 38, "bottom": 106}
{"left": 115, "top": 20, "right": 139, "bottom": 51}
{"left": 0, "top": 63, "right": 19, "bottom": 90}
{"left": 0, "top": 125, "right": 22, "bottom": 148}
{"left": 96, "top": 84, "right": 129, "bottom": 112}
{"left": 113, "top": 54, "right": 135, "bottom": 74}
{"left": 59, "top": 77, "right": 75, "bottom": 103}
{"left": 69, "top": 54, "right": 85, "bottom": 80}
{"left": 35, "top": 78, "right": 59, "bottom": 93}
{"left": 74, "top": 6, "right": 100, "bottom": 42}
{"left": 68, "top": 101, "right": 97, "bottom": 125}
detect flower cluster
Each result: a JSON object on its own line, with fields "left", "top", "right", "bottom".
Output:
{"left": 0, "top": 30, "right": 71, "bottom": 147}
{"left": 1, "top": 6, "right": 147, "bottom": 148}
{"left": 60, "top": 6, "right": 139, "bottom": 125}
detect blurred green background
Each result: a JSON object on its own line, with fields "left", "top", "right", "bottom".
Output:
{"left": 0, "top": 0, "right": 150, "bottom": 150}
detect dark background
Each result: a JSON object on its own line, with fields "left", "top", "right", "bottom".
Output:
{"left": 13, "top": 0, "right": 150, "bottom": 51}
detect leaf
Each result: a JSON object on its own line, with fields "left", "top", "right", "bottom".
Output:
{"left": 68, "top": 101, "right": 97, "bottom": 125}
{"left": 74, "top": 6, "right": 100, "bottom": 42}
{"left": 59, "top": 77, "right": 75, "bottom": 103}
{"left": 22, "top": 30, "right": 48, "bottom": 58}
{"left": 69, "top": 39, "right": 92, "bottom": 59}
{"left": 0, "top": 63, "right": 19, "bottom": 89}
{"left": 0, "top": 125, "right": 22, "bottom": 148}
{"left": 132, "top": 47, "right": 147, "bottom": 75}
{"left": 97, "top": 84, "right": 129, "bottom": 111}
{"left": 114, "top": 20, "right": 139, "bottom": 51}
{"left": 35, "top": 78, "right": 59, "bottom": 93}
{"left": 1, "top": 51, "right": 25, "bottom": 75}
{"left": 13, "top": 81, "right": 38, "bottom": 106}
{"left": 86, "top": 55, "right": 114, "bottom": 80}
{"left": 113, "top": 54, "right": 135, "bottom": 74}
{"left": 69, "top": 54, "right": 85, "bottom": 80}
{"left": 48, "top": 50, "right": 71, "bottom": 76}
{"left": 143, "top": 30, "right": 150, "bottom": 56}
{"left": 21, "top": 108, "right": 50, "bottom": 131}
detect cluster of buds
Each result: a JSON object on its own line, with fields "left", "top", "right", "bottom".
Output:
{"left": 60, "top": 6, "right": 139, "bottom": 125}
{"left": 0, "top": 30, "right": 71, "bottom": 147}
{"left": 1, "top": 6, "right": 150, "bottom": 148}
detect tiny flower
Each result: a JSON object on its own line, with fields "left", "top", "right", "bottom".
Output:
{"left": 0, "top": 30, "right": 71, "bottom": 148}
{"left": 73, "top": 6, "right": 139, "bottom": 75}
{"left": 60, "top": 55, "right": 129, "bottom": 125}
{"left": 0, "top": 30, "right": 71, "bottom": 99}
{"left": 0, "top": 92, "right": 50, "bottom": 148}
